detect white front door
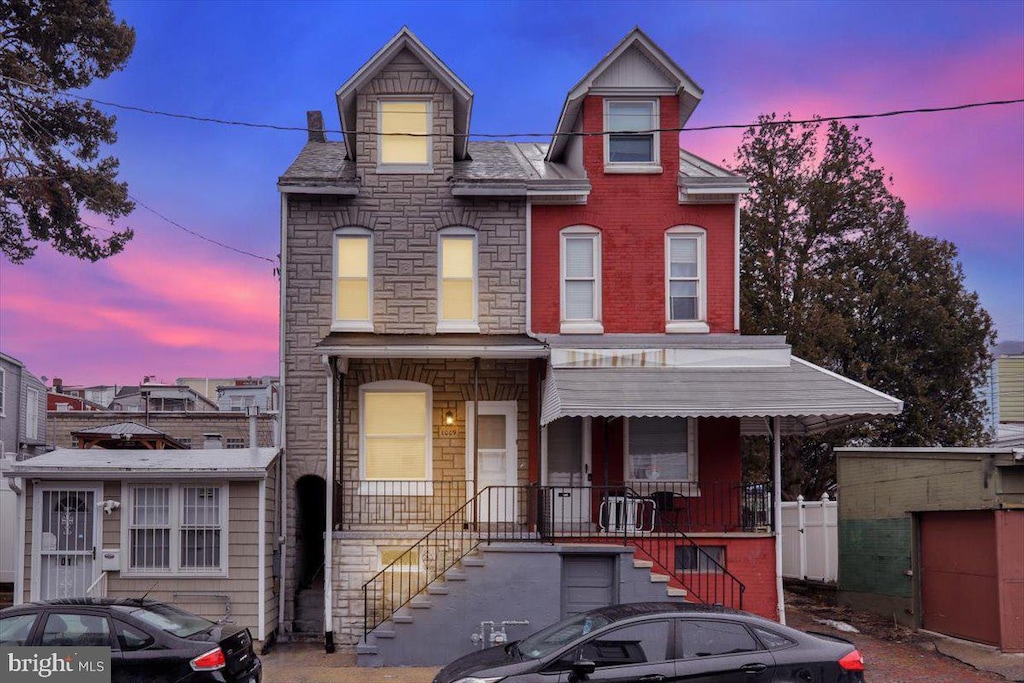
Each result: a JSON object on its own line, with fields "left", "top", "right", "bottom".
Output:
{"left": 467, "top": 401, "right": 517, "bottom": 523}
{"left": 33, "top": 485, "right": 101, "bottom": 600}
{"left": 543, "top": 416, "right": 592, "bottom": 525}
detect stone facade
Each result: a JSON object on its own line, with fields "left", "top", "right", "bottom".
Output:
{"left": 281, "top": 45, "right": 529, "bottom": 637}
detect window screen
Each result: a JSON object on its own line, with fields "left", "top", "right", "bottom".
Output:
{"left": 564, "top": 236, "right": 597, "bottom": 320}
{"left": 336, "top": 235, "right": 370, "bottom": 321}
{"left": 364, "top": 391, "right": 428, "bottom": 480}
{"left": 441, "top": 236, "right": 475, "bottom": 322}
{"left": 607, "top": 101, "right": 656, "bottom": 163}
{"left": 380, "top": 101, "right": 429, "bottom": 165}
{"left": 629, "top": 417, "right": 689, "bottom": 480}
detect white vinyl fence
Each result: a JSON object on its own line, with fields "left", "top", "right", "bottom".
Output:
{"left": 781, "top": 494, "right": 838, "bottom": 583}
{"left": 0, "top": 456, "right": 18, "bottom": 584}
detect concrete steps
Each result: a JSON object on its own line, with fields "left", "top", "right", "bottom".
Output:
{"left": 357, "top": 544, "right": 689, "bottom": 667}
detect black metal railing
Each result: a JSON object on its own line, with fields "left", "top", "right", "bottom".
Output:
{"left": 337, "top": 480, "right": 469, "bottom": 530}
{"left": 625, "top": 481, "right": 774, "bottom": 533}
{"left": 361, "top": 483, "right": 763, "bottom": 637}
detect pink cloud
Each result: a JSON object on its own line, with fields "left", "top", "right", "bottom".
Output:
{"left": 0, "top": 229, "right": 279, "bottom": 385}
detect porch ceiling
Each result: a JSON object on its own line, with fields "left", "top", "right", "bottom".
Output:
{"left": 540, "top": 357, "right": 903, "bottom": 435}
{"left": 316, "top": 332, "right": 548, "bottom": 359}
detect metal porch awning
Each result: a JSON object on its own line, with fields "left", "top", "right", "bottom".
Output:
{"left": 540, "top": 357, "right": 903, "bottom": 435}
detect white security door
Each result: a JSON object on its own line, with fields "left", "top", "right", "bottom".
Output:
{"left": 544, "top": 416, "right": 592, "bottom": 526}
{"left": 35, "top": 486, "right": 101, "bottom": 600}
{"left": 467, "top": 401, "right": 517, "bottom": 523}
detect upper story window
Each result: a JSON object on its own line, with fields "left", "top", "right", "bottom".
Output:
{"left": 604, "top": 99, "right": 661, "bottom": 173}
{"left": 438, "top": 229, "right": 478, "bottom": 332}
{"left": 360, "top": 380, "right": 432, "bottom": 494}
{"left": 25, "top": 387, "right": 39, "bottom": 440}
{"left": 560, "top": 226, "right": 603, "bottom": 334}
{"left": 665, "top": 226, "right": 709, "bottom": 334}
{"left": 378, "top": 100, "right": 431, "bottom": 172}
{"left": 333, "top": 228, "right": 373, "bottom": 332}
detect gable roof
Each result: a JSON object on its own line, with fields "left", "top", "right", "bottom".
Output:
{"left": 547, "top": 28, "right": 704, "bottom": 162}
{"left": 335, "top": 26, "right": 474, "bottom": 161}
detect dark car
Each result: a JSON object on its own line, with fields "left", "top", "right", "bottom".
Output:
{"left": 433, "top": 602, "right": 865, "bottom": 683}
{"left": 0, "top": 598, "right": 261, "bottom": 683}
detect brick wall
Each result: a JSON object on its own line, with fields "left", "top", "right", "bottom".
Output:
{"left": 46, "top": 411, "right": 276, "bottom": 449}
{"left": 531, "top": 94, "right": 736, "bottom": 334}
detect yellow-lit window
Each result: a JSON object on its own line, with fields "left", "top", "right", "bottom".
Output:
{"left": 364, "top": 391, "right": 428, "bottom": 480}
{"left": 440, "top": 235, "right": 476, "bottom": 324}
{"left": 379, "top": 101, "right": 429, "bottom": 166}
{"left": 335, "top": 235, "right": 370, "bottom": 324}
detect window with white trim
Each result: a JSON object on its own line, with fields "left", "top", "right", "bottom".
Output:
{"left": 25, "top": 387, "right": 39, "bottom": 440}
{"left": 666, "top": 227, "right": 708, "bottom": 333}
{"left": 604, "top": 99, "right": 660, "bottom": 171}
{"left": 560, "top": 227, "right": 602, "bottom": 333}
{"left": 333, "top": 229, "right": 372, "bottom": 331}
{"left": 360, "top": 381, "right": 432, "bottom": 486}
{"left": 625, "top": 417, "right": 697, "bottom": 483}
{"left": 378, "top": 100, "right": 430, "bottom": 169}
{"left": 126, "top": 484, "right": 228, "bottom": 575}
{"left": 438, "top": 230, "right": 478, "bottom": 331}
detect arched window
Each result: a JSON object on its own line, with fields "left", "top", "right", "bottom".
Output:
{"left": 359, "top": 380, "right": 433, "bottom": 494}
{"left": 665, "top": 226, "right": 709, "bottom": 333}
{"left": 560, "top": 226, "right": 602, "bottom": 334}
{"left": 332, "top": 227, "right": 373, "bottom": 332}
{"left": 437, "top": 227, "right": 478, "bottom": 332}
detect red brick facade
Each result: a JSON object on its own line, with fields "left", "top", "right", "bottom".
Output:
{"left": 531, "top": 95, "right": 737, "bottom": 334}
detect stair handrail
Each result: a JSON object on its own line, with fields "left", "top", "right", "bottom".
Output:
{"left": 618, "top": 485, "right": 746, "bottom": 609}
{"left": 362, "top": 485, "right": 507, "bottom": 638}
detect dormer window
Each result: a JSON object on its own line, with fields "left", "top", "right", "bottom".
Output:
{"left": 604, "top": 100, "right": 661, "bottom": 173}
{"left": 378, "top": 100, "right": 431, "bottom": 171}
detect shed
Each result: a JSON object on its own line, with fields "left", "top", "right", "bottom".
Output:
{"left": 7, "top": 447, "right": 281, "bottom": 651}
{"left": 836, "top": 447, "right": 1024, "bottom": 653}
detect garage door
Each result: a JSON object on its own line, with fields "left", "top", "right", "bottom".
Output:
{"left": 561, "top": 555, "right": 616, "bottom": 618}
{"left": 920, "top": 511, "right": 1000, "bottom": 646}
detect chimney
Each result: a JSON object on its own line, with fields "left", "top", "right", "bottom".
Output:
{"left": 53, "top": 377, "right": 63, "bottom": 391}
{"left": 307, "top": 110, "right": 326, "bottom": 143}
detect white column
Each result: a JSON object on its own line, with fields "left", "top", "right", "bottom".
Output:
{"left": 257, "top": 477, "right": 266, "bottom": 642}
{"left": 773, "top": 416, "right": 786, "bottom": 624}
{"left": 797, "top": 495, "right": 807, "bottom": 582}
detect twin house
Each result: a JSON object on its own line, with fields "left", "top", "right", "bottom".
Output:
{"left": 277, "top": 28, "right": 901, "bottom": 665}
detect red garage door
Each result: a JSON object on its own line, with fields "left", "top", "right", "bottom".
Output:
{"left": 920, "top": 511, "right": 1000, "bottom": 646}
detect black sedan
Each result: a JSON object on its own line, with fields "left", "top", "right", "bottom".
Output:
{"left": 0, "top": 598, "right": 261, "bottom": 683}
{"left": 434, "top": 602, "right": 866, "bottom": 683}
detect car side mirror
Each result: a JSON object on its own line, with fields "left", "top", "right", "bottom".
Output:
{"left": 568, "top": 659, "right": 596, "bottom": 682}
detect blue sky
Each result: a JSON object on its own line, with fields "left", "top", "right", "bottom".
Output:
{"left": 1, "top": 0, "right": 1021, "bottom": 384}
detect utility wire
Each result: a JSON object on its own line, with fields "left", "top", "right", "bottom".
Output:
{"left": 3, "top": 82, "right": 277, "bottom": 264}
{"left": 2, "top": 73, "right": 1022, "bottom": 139}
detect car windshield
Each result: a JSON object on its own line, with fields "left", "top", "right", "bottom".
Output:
{"left": 121, "top": 603, "right": 215, "bottom": 638}
{"left": 517, "top": 612, "right": 613, "bottom": 660}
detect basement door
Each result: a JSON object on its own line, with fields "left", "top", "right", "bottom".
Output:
{"left": 33, "top": 485, "right": 101, "bottom": 600}
{"left": 467, "top": 401, "right": 518, "bottom": 523}
{"left": 561, "top": 554, "right": 616, "bottom": 618}
{"left": 919, "top": 510, "right": 1000, "bottom": 647}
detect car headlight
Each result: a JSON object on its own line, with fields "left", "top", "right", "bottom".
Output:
{"left": 452, "top": 677, "right": 505, "bottom": 683}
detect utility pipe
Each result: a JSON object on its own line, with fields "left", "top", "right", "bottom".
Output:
{"left": 772, "top": 416, "right": 786, "bottom": 624}
{"left": 322, "top": 355, "right": 336, "bottom": 653}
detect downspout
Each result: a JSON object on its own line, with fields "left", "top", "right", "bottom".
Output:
{"left": 473, "top": 357, "right": 480, "bottom": 523}
{"left": 733, "top": 196, "right": 741, "bottom": 333}
{"left": 772, "top": 416, "right": 785, "bottom": 624}
{"left": 258, "top": 474, "right": 267, "bottom": 642}
{"left": 278, "top": 192, "right": 288, "bottom": 636}
{"left": 322, "top": 355, "right": 336, "bottom": 653}
{"left": 526, "top": 198, "right": 532, "bottom": 334}
{"left": 8, "top": 475, "right": 24, "bottom": 605}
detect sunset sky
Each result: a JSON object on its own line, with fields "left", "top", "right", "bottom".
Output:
{"left": 1, "top": 0, "right": 1021, "bottom": 386}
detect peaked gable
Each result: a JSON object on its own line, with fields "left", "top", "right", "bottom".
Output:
{"left": 547, "top": 28, "right": 703, "bottom": 162}
{"left": 335, "top": 27, "right": 474, "bottom": 161}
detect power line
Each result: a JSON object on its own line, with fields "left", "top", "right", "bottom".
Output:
{"left": 2, "top": 82, "right": 277, "bottom": 264}
{"left": 2, "top": 73, "right": 1022, "bottom": 139}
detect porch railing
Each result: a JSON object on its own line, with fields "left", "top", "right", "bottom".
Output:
{"left": 361, "top": 483, "right": 764, "bottom": 637}
{"left": 340, "top": 479, "right": 772, "bottom": 533}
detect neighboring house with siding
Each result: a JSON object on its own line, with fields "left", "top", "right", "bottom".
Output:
{"left": 836, "top": 447, "right": 1024, "bottom": 654}
{"left": 278, "top": 27, "right": 903, "bottom": 667}
{"left": 48, "top": 409, "right": 277, "bottom": 450}
{"left": 0, "top": 351, "right": 48, "bottom": 458}
{"left": 9, "top": 447, "right": 282, "bottom": 651}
